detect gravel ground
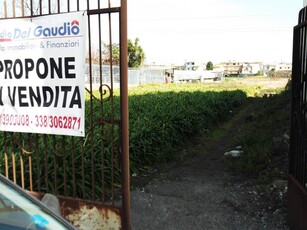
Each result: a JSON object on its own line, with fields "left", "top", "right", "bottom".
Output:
{"left": 130, "top": 77, "right": 289, "bottom": 229}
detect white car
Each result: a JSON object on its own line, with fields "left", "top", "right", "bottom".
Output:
{"left": 0, "top": 174, "right": 77, "bottom": 230}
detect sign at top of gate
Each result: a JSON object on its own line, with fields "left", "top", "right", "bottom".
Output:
{"left": 0, "top": 11, "right": 87, "bottom": 137}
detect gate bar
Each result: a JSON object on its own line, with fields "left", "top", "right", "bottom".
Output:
{"left": 87, "top": 7, "right": 120, "bottom": 15}
{"left": 120, "top": 0, "right": 130, "bottom": 229}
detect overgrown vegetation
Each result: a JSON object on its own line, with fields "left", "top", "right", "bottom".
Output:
{"left": 225, "top": 84, "right": 291, "bottom": 184}
{"left": 0, "top": 79, "right": 289, "bottom": 198}
{"left": 128, "top": 84, "right": 247, "bottom": 173}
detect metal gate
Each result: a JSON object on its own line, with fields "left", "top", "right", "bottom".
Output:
{"left": 0, "top": 1, "right": 130, "bottom": 229}
{"left": 289, "top": 5, "right": 307, "bottom": 230}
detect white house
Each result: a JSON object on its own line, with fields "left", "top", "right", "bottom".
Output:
{"left": 184, "top": 61, "right": 195, "bottom": 70}
{"left": 275, "top": 62, "right": 292, "bottom": 72}
{"left": 241, "top": 62, "right": 262, "bottom": 76}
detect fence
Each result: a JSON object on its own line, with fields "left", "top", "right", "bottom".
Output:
{"left": 86, "top": 64, "right": 166, "bottom": 89}
{"left": 0, "top": 0, "right": 130, "bottom": 229}
{"left": 288, "top": 5, "right": 307, "bottom": 230}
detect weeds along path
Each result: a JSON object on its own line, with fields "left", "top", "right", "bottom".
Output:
{"left": 130, "top": 96, "right": 288, "bottom": 230}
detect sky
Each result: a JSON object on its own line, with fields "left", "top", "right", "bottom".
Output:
{"left": 128, "top": 0, "right": 303, "bottom": 65}
{"left": 0, "top": 0, "right": 302, "bottom": 65}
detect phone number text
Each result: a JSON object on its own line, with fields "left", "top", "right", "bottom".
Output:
{"left": 0, "top": 113, "right": 81, "bottom": 130}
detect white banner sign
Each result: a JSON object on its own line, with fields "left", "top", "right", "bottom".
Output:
{"left": 0, "top": 12, "right": 87, "bottom": 137}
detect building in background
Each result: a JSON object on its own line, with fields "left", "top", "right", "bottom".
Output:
{"left": 241, "top": 62, "right": 262, "bottom": 76}
{"left": 275, "top": 62, "right": 292, "bottom": 71}
{"left": 222, "top": 61, "right": 243, "bottom": 76}
{"left": 184, "top": 61, "right": 196, "bottom": 70}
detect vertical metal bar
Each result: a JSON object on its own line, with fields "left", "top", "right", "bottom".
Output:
{"left": 299, "top": 26, "right": 305, "bottom": 184}
{"left": 12, "top": 0, "right": 15, "bottom": 17}
{"left": 290, "top": 9, "right": 307, "bottom": 188}
{"left": 27, "top": 133, "right": 33, "bottom": 191}
{"left": 304, "top": 21, "right": 307, "bottom": 187}
{"left": 67, "top": 0, "right": 70, "bottom": 12}
{"left": 18, "top": 134, "right": 25, "bottom": 189}
{"left": 71, "top": 137, "right": 76, "bottom": 197}
{"left": 35, "top": 134, "right": 41, "bottom": 192}
{"left": 52, "top": 136, "right": 58, "bottom": 195}
{"left": 48, "top": 0, "right": 51, "bottom": 14}
{"left": 292, "top": 26, "right": 298, "bottom": 178}
{"left": 20, "top": 155, "right": 25, "bottom": 189}
{"left": 3, "top": 132, "right": 9, "bottom": 178}
{"left": 11, "top": 134, "right": 16, "bottom": 184}
{"left": 303, "top": 25, "right": 307, "bottom": 186}
{"left": 57, "top": 0, "right": 60, "bottom": 13}
{"left": 108, "top": 0, "right": 115, "bottom": 202}
{"left": 86, "top": 2, "right": 95, "bottom": 199}
{"left": 30, "top": 0, "right": 33, "bottom": 16}
{"left": 4, "top": 153, "right": 8, "bottom": 178}
{"left": 21, "top": 0, "right": 24, "bottom": 16}
{"left": 299, "top": 24, "right": 304, "bottom": 182}
{"left": 301, "top": 26, "right": 306, "bottom": 185}
{"left": 39, "top": 0, "right": 42, "bottom": 15}
{"left": 4, "top": 133, "right": 8, "bottom": 178}
{"left": 62, "top": 136, "right": 67, "bottom": 196}
{"left": 4, "top": 0, "right": 7, "bottom": 18}
{"left": 12, "top": 153, "right": 16, "bottom": 183}
{"left": 28, "top": 154, "right": 33, "bottom": 191}
{"left": 43, "top": 135, "right": 49, "bottom": 193}
{"left": 120, "top": 0, "right": 130, "bottom": 228}
{"left": 97, "top": 6, "right": 105, "bottom": 202}
{"left": 296, "top": 24, "right": 302, "bottom": 181}
{"left": 81, "top": 138, "right": 85, "bottom": 198}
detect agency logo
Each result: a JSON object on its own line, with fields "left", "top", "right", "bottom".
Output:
{"left": 0, "top": 19, "right": 81, "bottom": 42}
{"left": 33, "top": 20, "right": 80, "bottom": 37}
{"left": 0, "top": 30, "right": 13, "bottom": 42}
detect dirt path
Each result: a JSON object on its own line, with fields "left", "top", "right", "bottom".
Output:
{"left": 230, "top": 76, "right": 289, "bottom": 90}
{"left": 130, "top": 78, "right": 289, "bottom": 229}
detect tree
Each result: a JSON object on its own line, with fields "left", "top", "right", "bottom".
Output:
{"left": 267, "top": 68, "right": 276, "bottom": 77}
{"left": 206, "top": 61, "right": 214, "bottom": 70}
{"left": 99, "top": 38, "right": 145, "bottom": 67}
{"left": 7, "top": 0, "right": 60, "bottom": 17}
{"left": 128, "top": 38, "right": 145, "bottom": 68}
{"left": 91, "top": 38, "right": 146, "bottom": 67}
{"left": 102, "top": 43, "right": 120, "bottom": 65}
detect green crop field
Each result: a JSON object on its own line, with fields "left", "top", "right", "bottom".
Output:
{"left": 126, "top": 83, "right": 248, "bottom": 172}
{"left": 1, "top": 79, "right": 286, "bottom": 199}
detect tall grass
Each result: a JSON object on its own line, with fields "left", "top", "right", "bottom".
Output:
{"left": 0, "top": 82, "right": 252, "bottom": 198}
{"left": 225, "top": 88, "right": 291, "bottom": 183}
{"left": 128, "top": 86, "right": 247, "bottom": 172}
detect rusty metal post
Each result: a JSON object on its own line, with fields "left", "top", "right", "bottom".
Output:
{"left": 12, "top": 0, "right": 15, "bottom": 17}
{"left": 21, "top": 0, "right": 24, "bottom": 16}
{"left": 4, "top": 0, "right": 7, "bottom": 17}
{"left": 120, "top": 0, "right": 130, "bottom": 229}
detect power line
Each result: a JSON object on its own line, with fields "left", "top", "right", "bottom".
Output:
{"left": 130, "top": 13, "right": 285, "bottom": 22}
{"left": 129, "top": 26, "right": 292, "bottom": 35}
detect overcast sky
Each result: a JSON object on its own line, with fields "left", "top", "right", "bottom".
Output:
{"left": 128, "top": 0, "right": 302, "bottom": 65}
